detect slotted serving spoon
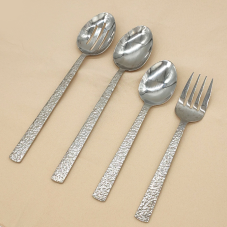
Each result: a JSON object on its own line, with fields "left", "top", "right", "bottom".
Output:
{"left": 52, "top": 26, "right": 153, "bottom": 183}
{"left": 9, "top": 12, "right": 116, "bottom": 163}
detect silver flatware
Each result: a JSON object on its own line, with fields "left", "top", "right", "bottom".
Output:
{"left": 135, "top": 74, "right": 213, "bottom": 223}
{"left": 93, "top": 60, "right": 177, "bottom": 201}
{"left": 9, "top": 12, "right": 116, "bottom": 163}
{"left": 51, "top": 26, "right": 153, "bottom": 183}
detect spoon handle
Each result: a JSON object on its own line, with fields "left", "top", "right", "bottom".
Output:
{"left": 135, "top": 120, "right": 187, "bottom": 223}
{"left": 9, "top": 54, "right": 87, "bottom": 163}
{"left": 51, "top": 68, "right": 125, "bottom": 183}
{"left": 93, "top": 103, "right": 150, "bottom": 201}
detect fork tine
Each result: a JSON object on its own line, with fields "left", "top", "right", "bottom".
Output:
{"left": 193, "top": 76, "right": 207, "bottom": 109}
{"left": 179, "top": 73, "right": 194, "bottom": 104}
{"left": 186, "top": 74, "right": 200, "bottom": 107}
{"left": 200, "top": 79, "right": 213, "bottom": 113}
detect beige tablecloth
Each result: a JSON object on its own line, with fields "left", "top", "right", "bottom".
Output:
{"left": 0, "top": 0, "right": 226, "bottom": 226}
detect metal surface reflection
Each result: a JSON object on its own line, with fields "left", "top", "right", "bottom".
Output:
{"left": 113, "top": 26, "right": 153, "bottom": 71}
{"left": 139, "top": 60, "right": 177, "bottom": 106}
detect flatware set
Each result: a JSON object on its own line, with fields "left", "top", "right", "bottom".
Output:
{"left": 8, "top": 12, "right": 213, "bottom": 223}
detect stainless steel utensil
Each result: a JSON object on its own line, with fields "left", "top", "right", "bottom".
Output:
{"left": 93, "top": 60, "right": 177, "bottom": 201}
{"left": 135, "top": 74, "right": 213, "bottom": 223}
{"left": 9, "top": 12, "right": 116, "bottom": 163}
{"left": 51, "top": 26, "right": 153, "bottom": 183}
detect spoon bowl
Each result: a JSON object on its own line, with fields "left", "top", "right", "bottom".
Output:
{"left": 139, "top": 60, "right": 177, "bottom": 106}
{"left": 113, "top": 26, "right": 153, "bottom": 71}
{"left": 77, "top": 12, "right": 116, "bottom": 55}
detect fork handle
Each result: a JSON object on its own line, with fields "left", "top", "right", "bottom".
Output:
{"left": 93, "top": 103, "right": 151, "bottom": 201}
{"left": 51, "top": 68, "right": 125, "bottom": 183}
{"left": 9, "top": 53, "right": 87, "bottom": 163}
{"left": 135, "top": 120, "right": 187, "bottom": 222}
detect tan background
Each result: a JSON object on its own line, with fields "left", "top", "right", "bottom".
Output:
{"left": 0, "top": 0, "right": 227, "bottom": 226}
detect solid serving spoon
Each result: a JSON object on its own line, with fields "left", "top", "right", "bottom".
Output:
{"left": 51, "top": 26, "right": 153, "bottom": 183}
{"left": 9, "top": 12, "right": 116, "bottom": 163}
{"left": 93, "top": 60, "right": 177, "bottom": 201}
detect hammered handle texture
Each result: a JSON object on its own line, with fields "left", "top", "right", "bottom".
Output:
{"left": 51, "top": 68, "right": 125, "bottom": 183}
{"left": 93, "top": 104, "right": 150, "bottom": 201}
{"left": 9, "top": 54, "right": 87, "bottom": 163}
{"left": 135, "top": 120, "right": 187, "bottom": 222}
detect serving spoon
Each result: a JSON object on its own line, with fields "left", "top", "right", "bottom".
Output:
{"left": 93, "top": 60, "right": 177, "bottom": 201}
{"left": 51, "top": 26, "right": 153, "bottom": 183}
{"left": 9, "top": 12, "right": 116, "bottom": 163}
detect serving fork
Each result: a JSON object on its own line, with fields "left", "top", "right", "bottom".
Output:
{"left": 135, "top": 73, "right": 213, "bottom": 223}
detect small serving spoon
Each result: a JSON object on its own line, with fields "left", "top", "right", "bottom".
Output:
{"left": 52, "top": 26, "right": 153, "bottom": 183}
{"left": 93, "top": 60, "right": 177, "bottom": 201}
{"left": 10, "top": 12, "right": 116, "bottom": 163}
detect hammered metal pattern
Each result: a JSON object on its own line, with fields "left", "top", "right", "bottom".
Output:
{"left": 93, "top": 104, "right": 150, "bottom": 201}
{"left": 51, "top": 69, "right": 125, "bottom": 183}
{"left": 135, "top": 121, "right": 187, "bottom": 222}
{"left": 9, "top": 54, "right": 86, "bottom": 163}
